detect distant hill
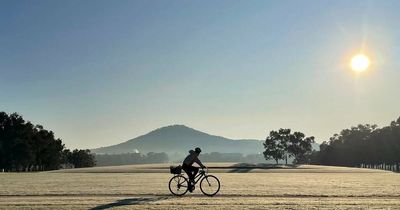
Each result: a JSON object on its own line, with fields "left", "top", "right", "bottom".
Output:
{"left": 91, "top": 125, "right": 264, "bottom": 156}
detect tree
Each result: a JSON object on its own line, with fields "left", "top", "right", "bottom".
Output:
{"left": 288, "top": 132, "right": 314, "bottom": 164}
{"left": 264, "top": 129, "right": 315, "bottom": 165}
{"left": 68, "top": 149, "right": 96, "bottom": 168}
{"left": 276, "top": 129, "right": 291, "bottom": 164}
{"left": 263, "top": 130, "right": 285, "bottom": 164}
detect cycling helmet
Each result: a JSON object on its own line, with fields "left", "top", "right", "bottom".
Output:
{"left": 195, "top": 147, "right": 202, "bottom": 153}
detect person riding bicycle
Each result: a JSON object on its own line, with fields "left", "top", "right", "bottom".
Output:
{"left": 182, "top": 147, "right": 205, "bottom": 192}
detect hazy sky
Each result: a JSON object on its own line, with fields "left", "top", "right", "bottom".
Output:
{"left": 1, "top": 0, "right": 399, "bottom": 149}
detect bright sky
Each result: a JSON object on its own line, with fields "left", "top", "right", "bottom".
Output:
{"left": 1, "top": 0, "right": 399, "bottom": 149}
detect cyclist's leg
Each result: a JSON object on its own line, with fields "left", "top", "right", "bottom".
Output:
{"left": 192, "top": 166, "right": 199, "bottom": 179}
{"left": 183, "top": 165, "right": 195, "bottom": 183}
{"left": 188, "top": 166, "right": 199, "bottom": 188}
{"left": 183, "top": 165, "right": 196, "bottom": 192}
{"left": 188, "top": 166, "right": 196, "bottom": 184}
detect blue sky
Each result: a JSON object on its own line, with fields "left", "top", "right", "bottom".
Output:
{"left": 1, "top": 0, "right": 399, "bottom": 149}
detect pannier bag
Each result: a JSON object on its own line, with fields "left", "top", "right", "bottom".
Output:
{"left": 170, "top": 165, "right": 182, "bottom": 174}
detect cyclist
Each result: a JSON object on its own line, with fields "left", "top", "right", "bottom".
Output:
{"left": 182, "top": 147, "right": 205, "bottom": 192}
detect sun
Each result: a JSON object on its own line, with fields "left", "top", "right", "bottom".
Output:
{"left": 351, "top": 54, "right": 370, "bottom": 72}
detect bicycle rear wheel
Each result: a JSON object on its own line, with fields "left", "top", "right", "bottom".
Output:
{"left": 168, "top": 175, "right": 189, "bottom": 196}
{"left": 200, "top": 175, "right": 220, "bottom": 196}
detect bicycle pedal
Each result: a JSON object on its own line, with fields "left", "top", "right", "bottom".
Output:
{"left": 189, "top": 186, "right": 195, "bottom": 192}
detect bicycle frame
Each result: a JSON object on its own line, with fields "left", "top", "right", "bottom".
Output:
{"left": 178, "top": 168, "right": 207, "bottom": 185}
{"left": 192, "top": 170, "right": 206, "bottom": 185}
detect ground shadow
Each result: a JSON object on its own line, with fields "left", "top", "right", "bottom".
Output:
{"left": 90, "top": 196, "right": 170, "bottom": 210}
{"left": 228, "top": 163, "right": 300, "bottom": 173}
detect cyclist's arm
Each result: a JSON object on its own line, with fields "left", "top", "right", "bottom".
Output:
{"left": 195, "top": 158, "right": 205, "bottom": 168}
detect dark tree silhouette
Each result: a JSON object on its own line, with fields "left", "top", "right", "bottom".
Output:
{"left": 288, "top": 132, "right": 315, "bottom": 164}
{"left": 264, "top": 129, "right": 314, "bottom": 165}
{"left": 0, "top": 112, "right": 65, "bottom": 171}
{"left": 263, "top": 130, "right": 285, "bottom": 164}
{"left": 311, "top": 117, "right": 400, "bottom": 172}
{"left": 0, "top": 111, "right": 96, "bottom": 171}
{"left": 67, "top": 149, "right": 96, "bottom": 168}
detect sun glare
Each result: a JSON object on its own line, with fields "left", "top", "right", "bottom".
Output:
{"left": 351, "top": 54, "right": 370, "bottom": 72}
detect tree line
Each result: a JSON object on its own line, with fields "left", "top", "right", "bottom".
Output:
{"left": 95, "top": 152, "right": 275, "bottom": 166}
{"left": 95, "top": 152, "right": 169, "bottom": 166}
{"left": 201, "top": 152, "right": 265, "bottom": 163}
{"left": 310, "top": 117, "right": 400, "bottom": 172}
{"left": 0, "top": 112, "right": 95, "bottom": 172}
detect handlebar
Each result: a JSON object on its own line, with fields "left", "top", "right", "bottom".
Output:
{"left": 200, "top": 167, "right": 208, "bottom": 174}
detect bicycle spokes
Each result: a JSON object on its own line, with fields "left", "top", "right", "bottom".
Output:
{"left": 200, "top": 175, "right": 220, "bottom": 196}
{"left": 169, "top": 175, "right": 189, "bottom": 196}
{"left": 203, "top": 176, "right": 211, "bottom": 185}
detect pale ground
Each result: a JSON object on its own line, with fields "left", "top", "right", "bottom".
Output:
{"left": 1, "top": 163, "right": 400, "bottom": 209}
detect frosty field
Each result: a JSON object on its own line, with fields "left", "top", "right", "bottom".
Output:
{"left": 1, "top": 164, "right": 400, "bottom": 209}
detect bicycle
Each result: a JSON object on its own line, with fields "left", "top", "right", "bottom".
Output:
{"left": 168, "top": 165, "right": 220, "bottom": 196}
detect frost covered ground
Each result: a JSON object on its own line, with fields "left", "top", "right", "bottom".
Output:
{"left": 1, "top": 164, "right": 399, "bottom": 209}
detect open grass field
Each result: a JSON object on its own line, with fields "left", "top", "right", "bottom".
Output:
{"left": 1, "top": 163, "right": 400, "bottom": 209}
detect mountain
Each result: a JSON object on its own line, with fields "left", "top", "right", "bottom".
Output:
{"left": 91, "top": 125, "right": 264, "bottom": 156}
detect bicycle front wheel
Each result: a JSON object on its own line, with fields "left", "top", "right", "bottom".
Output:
{"left": 200, "top": 175, "right": 220, "bottom": 196}
{"left": 168, "top": 175, "right": 189, "bottom": 196}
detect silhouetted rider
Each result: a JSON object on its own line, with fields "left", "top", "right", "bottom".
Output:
{"left": 182, "top": 147, "right": 205, "bottom": 191}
